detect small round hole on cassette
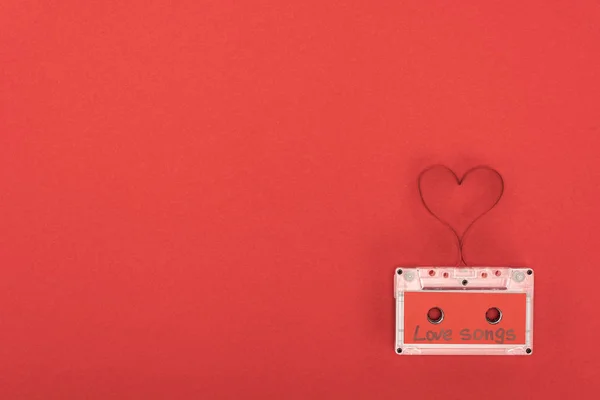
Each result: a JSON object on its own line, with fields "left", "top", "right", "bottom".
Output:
{"left": 394, "top": 267, "right": 534, "bottom": 355}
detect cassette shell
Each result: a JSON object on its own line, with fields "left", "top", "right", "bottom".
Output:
{"left": 395, "top": 267, "right": 534, "bottom": 355}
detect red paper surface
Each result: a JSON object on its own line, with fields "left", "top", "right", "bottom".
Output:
{"left": 1, "top": 1, "right": 600, "bottom": 398}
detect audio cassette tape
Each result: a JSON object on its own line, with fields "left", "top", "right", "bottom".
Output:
{"left": 395, "top": 267, "right": 534, "bottom": 355}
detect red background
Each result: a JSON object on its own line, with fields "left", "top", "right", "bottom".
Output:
{"left": 1, "top": 1, "right": 599, "bottom": 398}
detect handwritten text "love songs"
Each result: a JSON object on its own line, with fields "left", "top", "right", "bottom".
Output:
{"left": 413, "top": 325, "right": 516, "bottom": 344}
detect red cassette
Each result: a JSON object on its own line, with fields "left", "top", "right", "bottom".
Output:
{"left": 395, "top": 267, "right": 534, "bottom": 355}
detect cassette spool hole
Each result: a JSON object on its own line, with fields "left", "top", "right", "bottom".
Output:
{"left": 486, "top": 307, "right": 502, "bottom": 324}
{"left": 427, "top": 307, "right": 444, "bottom": 324}
{"left": 428, "top": 270, "right": 435, "bottom": 276}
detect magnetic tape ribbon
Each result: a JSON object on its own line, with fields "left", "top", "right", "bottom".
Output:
{"left": 417, "top": 165, "right": 504, "bottom": 266}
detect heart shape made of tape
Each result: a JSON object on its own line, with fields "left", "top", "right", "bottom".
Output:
{"left": 417, "top": 165, "right": 504, "bottom": 265}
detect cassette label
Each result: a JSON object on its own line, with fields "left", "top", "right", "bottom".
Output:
{"left": 405, "top": 292, "right": 526, "bottom": 345}
{"left": 395, "top": 267, "right": 534, "bottom": 355}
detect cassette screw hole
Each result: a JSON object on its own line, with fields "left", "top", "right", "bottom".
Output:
{"left": 462, "top": 279, "right": 468, "bottom": 286}
{"left": 396, "top": 348, "right": 402, "bottom": 354}
{"left": 494, "top": 270, "right": 501, "bottom": 277}
{"left": 397, "top": 269, "right": 403, "bottom": 275}
{"left": 526, "top": 348, "right": 532, "bottom": 354}
{"left": 527, "top": 269, "right": 533, "bottom": 275}
{"left": 443, "top": 272, "right": 449, "bottom": 278}
{"left": 428, "top": 270, "right": 435, "bottom": 276}
{"left": 486, "top": 307, "right": 502, "bottom": 324}
{"left": 427, "top": 307, "right": 444, "bottom": 324}
{"left": 481, "top": 272, "right": 488, "bottom": 278}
